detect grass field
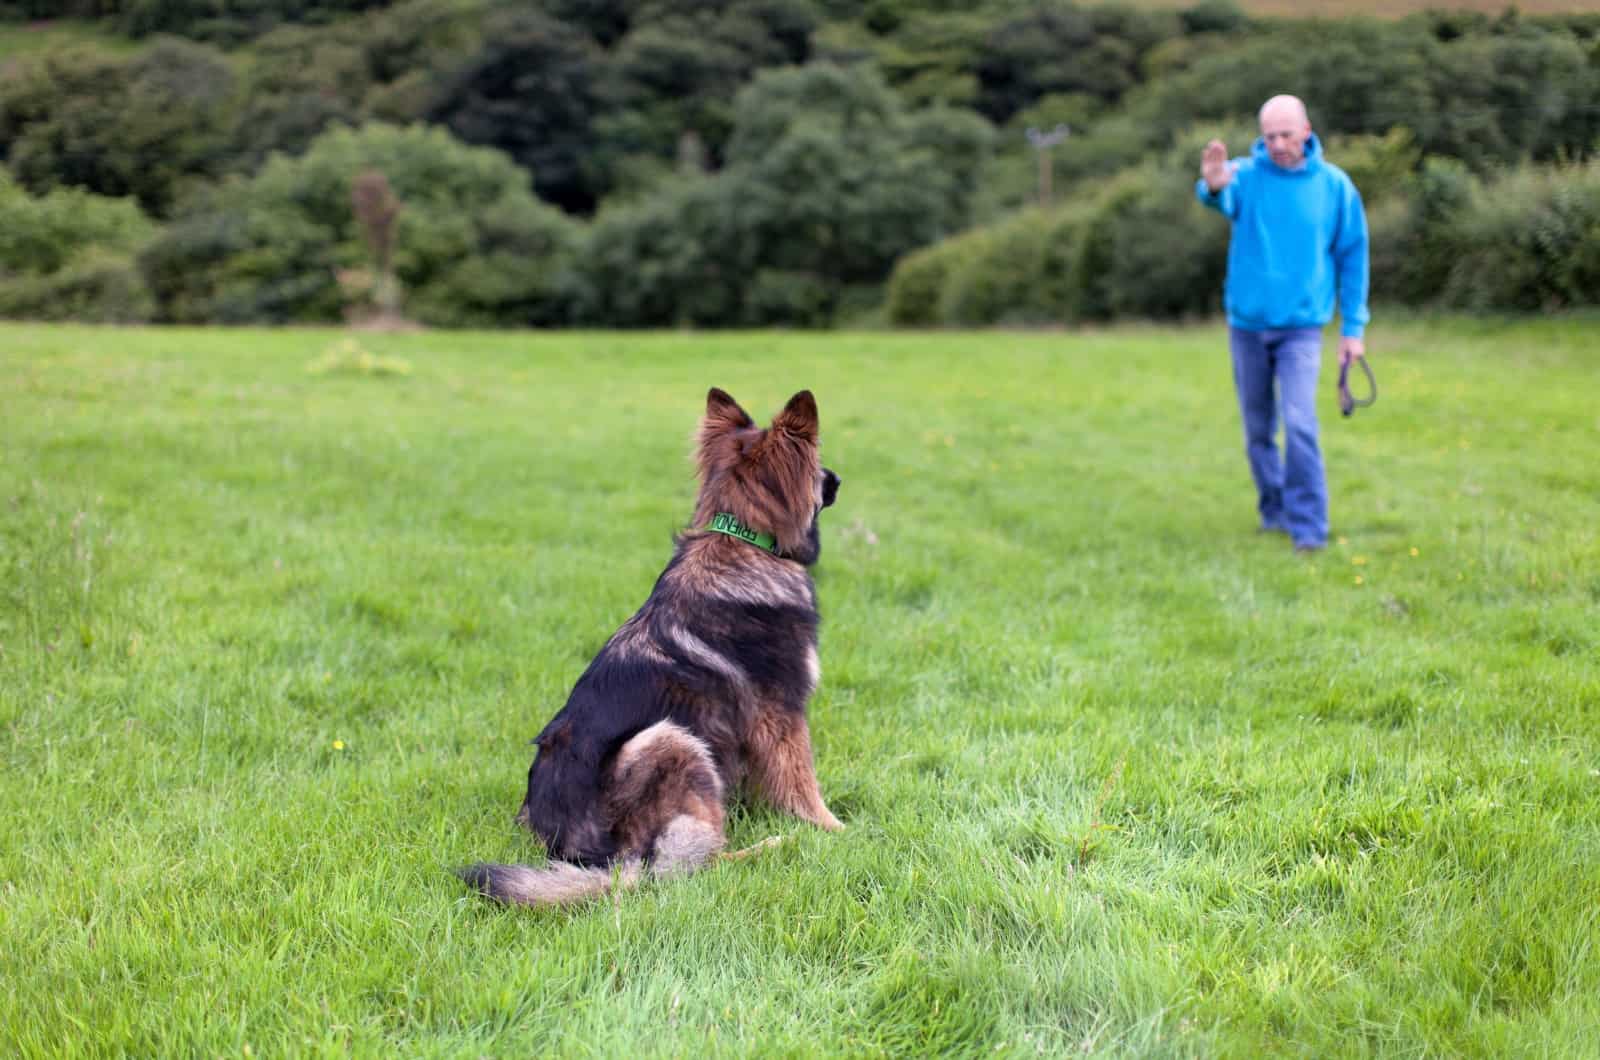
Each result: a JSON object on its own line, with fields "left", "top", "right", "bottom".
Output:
{"left": 2, "top": 318, "right": 1598, "bottom": 1057}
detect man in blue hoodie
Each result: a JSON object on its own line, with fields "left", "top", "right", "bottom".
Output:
{"left": 1196, "top": 94, "right": 1369, "bottom": 554}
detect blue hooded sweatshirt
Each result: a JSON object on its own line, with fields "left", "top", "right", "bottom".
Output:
{"left": 1195, "top": 133, "right": 1369, "bottom": 338}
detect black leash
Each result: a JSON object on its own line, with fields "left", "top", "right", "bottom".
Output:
{"left": 1337, "top": 355, "right": 1377, "bottom": 417}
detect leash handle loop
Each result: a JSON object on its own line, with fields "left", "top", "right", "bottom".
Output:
{"left": 1338, "top": 355, "right": 1377, "bottom": 417}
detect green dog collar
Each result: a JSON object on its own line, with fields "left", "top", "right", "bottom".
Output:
{"left": 704, "top": 512, "right": 777, "bottom": 553}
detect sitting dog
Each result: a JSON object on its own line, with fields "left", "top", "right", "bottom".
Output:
{"left": 460, "top": 388, "right": 843, "bottom": 906}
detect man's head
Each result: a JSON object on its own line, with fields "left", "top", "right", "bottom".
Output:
{"left": 1258, "top": 95, "right": 1312, "bottom": 169}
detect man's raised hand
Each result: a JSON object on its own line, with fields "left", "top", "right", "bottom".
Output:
{"left": 1202, "top": 140, "right": 1233, "bottom": 193}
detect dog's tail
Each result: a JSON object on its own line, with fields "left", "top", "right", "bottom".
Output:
{"left": 458, "top": 814, "right": 724, "bottom": 908}
{"left": 457, "top": 858, "right": 640, "bottom": 906}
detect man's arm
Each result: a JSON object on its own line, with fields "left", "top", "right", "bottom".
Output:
{"left": 1195, "top": 139, "right": 1240, "bottom": 218}
{"left": 1333, "top": 176, "right": 1370, "bottom": 363}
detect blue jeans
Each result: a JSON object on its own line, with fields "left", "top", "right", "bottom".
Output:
{"left": 1228, "top": 327, "right": 1327, "bottom": 547}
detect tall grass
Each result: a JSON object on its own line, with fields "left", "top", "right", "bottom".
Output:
{"left": 1, "top": 319, "right": 1597, "bottom": 1056}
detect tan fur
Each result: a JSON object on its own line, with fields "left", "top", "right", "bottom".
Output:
{"left": 476, "top": 861, "right": 641, "bottom": 906}
{"left": 606, "top": 722, "right": 727, "bottom": 856}
{"left": 692, "top": 390, "right": 822, "bottom": 557}
{"left": 744, "top": 709, "right": 842, "bottom": 831}
{"left": 607, "top": 614, "right": 672, "bottom": 665}
{"left": 473, "top": 818, "right": 721, "bottom": 906}
{"left": 663, "top": 624, "right": 751, "bottom": 696}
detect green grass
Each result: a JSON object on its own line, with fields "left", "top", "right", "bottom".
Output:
{"left": 2, "top": 319, "right": 1597, "bottom": 1057}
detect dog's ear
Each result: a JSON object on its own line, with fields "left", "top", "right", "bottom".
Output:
{"left": 773, "top": 390, "right": 818, "bottom": 442}
{"left": 704, "top": 387, "right": 755, "bottom": 433}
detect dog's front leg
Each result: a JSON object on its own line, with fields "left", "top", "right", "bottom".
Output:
{"left": 744, "top": 709, "right": 843, "bottom": 831}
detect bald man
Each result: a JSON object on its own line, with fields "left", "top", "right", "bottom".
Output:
{"left": 1196, "top": 95, "right": 1369, "bottom": 554}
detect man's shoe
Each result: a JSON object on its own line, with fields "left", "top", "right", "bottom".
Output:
{"left": 1293, "top": 541, "right": 1325, "bottom": 555}
{"left": 1258, "top": 521, "right": 1289, "bottom": 535}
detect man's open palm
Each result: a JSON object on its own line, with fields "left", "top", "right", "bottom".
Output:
{"left": 1202, "top": 140, "right": 1232, "bottom": 192}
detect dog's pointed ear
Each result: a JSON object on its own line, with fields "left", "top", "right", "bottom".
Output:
{"left": 705, "top": 387, "right": 754, "bottom": 433}
{"left": 773, "top": 390, "right": 818, "bottom": 442}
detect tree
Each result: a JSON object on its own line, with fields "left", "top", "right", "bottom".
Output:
{"left": 426, "top": 10, "right": 605, "bottom": 213}
{"left": 975, "top": 2, "right": 1175, "bottom": 123}
{"left": 141, "top": 123, "right": 582, "bottom": 325}
{"left": 575, "top": 63, "right": 992, "bottom": 326}
{"left": 0, "top": 39, "right": 236, "bottom": 217}
{"left": 0, "top": 168, "right": 156, "bottom": 322}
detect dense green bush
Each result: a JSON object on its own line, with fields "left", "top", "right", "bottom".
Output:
{"left": 422, "top": 0, "right": 819, "bottom": 214}
{"left": 424, "top": 9, "right": 605, "bottom": 214}
{"left": 1372, "top": 159, "right": 1600, "bottom": 313}
{"left": 0, "top": 169, "right": 154, "bottom": 274}
{"left": 118, "top": 0, "right": 391, "bottom": 44}
{"left": 225, "top": 0, "right": 491, "bottom": 169}
{"left": 140, "top": 124, "right": 582, "bottom": 325}
{"left": 1439, "top": 163, "right": 1600, "bottom": 312}
{"left": 0, "top": 249, "right": 154, "bottom": 322}
{"left": 574, "top": 63, "right": 992, "bottom": 327}
{"left": 0, "top": 39, "right": 236, "bottom": 217}
{"left": 891, "top": 124, "right": 1243, "bottom": 327}
{"left": 904, "top": 143, "right": 1600, "bottom": 327}
{"left": 934, "top": 210, "right": 1058, "bottom": 325}
{"left": 1072, "top": 166, "right": 1225, "bottom": 321}
{"left": 887, "top": 170, "right": 1223, "bottom": 329}
{"left": 572, "top": 177, "right": 746, "bottom": 327}
{"left": 227, "top": 23, "right": 372, "bottom": 171}
{"left": 1325, "top": 128, "right": 1422, "bottom": 208}
{"left": 1368, "top": 156, "right": 1476, "bottom": 306}
{"left": 4, "top": 1, "right": 1597, "bottom": 328}
{"left": 0, "top": 169, "right": 156, "bottom": 321}
{"left": 885, "top": 241, "right": 956, "bottom": 326}
{"left": 974, "top": 3, "right": 1174, "bottom": 123}
{"left": 1042, "top": 18, "right": 1599, "bottom": 193}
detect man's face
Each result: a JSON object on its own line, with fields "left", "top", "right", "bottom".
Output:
{"left": 1260, "top": 111, "right": 1311, "bottom": 168}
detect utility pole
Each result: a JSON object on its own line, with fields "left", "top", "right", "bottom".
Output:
{"left": 1025, "top": 124, "right": 1071, "bottom": 208}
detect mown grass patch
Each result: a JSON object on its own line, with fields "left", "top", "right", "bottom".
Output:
{"left": 2, "top": 318, "right": 1597, "bottom": 1056}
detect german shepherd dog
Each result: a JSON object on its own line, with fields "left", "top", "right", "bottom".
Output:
{"left": 459, "top": 388, "right": 843, "bottom": 907}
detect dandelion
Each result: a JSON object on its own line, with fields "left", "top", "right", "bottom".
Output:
{"left": 1352, "top": 555, "right": 1367, "bottom": 566}
{"left": 1354, "top": 575, "right": 1364, "bottom": 586}
{"left": 1409, "top": 547, "right": 1419, "bottom": 557}
{"left": 332, "top": 739, "right": 346, "bottom": 751}
{"left": 1337, "top": 536, "right": 1349, "bottom": 546}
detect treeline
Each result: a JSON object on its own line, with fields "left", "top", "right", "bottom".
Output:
{"left": 887, "top": 129, "right": 1600, "bottom": 326}
{"left": 1, "top": 0, "right": 1598, "bottom": 327}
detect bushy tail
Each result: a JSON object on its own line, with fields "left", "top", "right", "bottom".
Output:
{"left": 457, "top": 859, "right": 639, "bottom": 906}
{"left": 458, "top": 814, "right": 724, "bottom": 908}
